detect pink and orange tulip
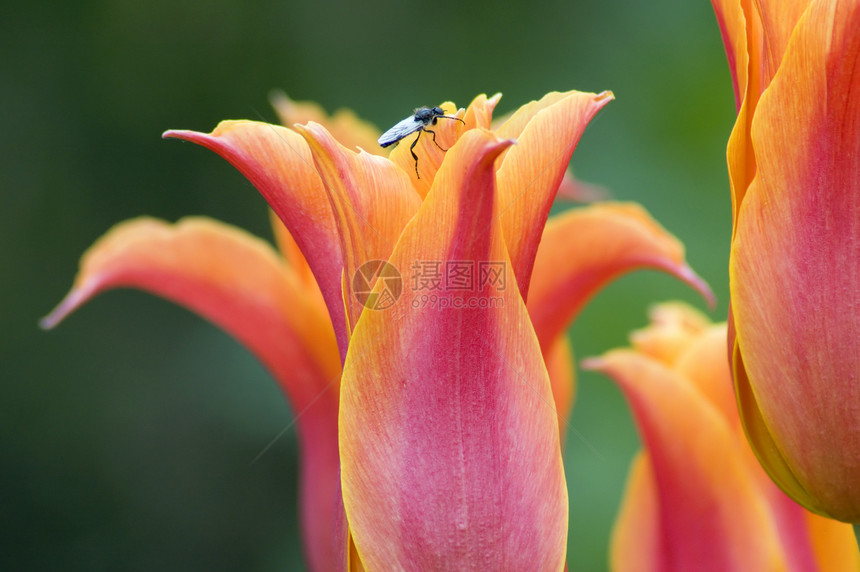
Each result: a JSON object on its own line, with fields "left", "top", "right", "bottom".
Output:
{"left": 711, "top": 0, "right": 860, "bottom": 521}
{"left": 44, "top": 91, "right": 712, "bottom": 569}
{"left": 586, "top": 302, "right": 859, "bottom": 571}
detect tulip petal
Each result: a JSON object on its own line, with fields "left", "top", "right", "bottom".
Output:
{"left": 495, "top": 90, "right": 614, "bottom": 297}
{"left": 674, "top": 318, "right": 826, "bottom": 567}
{"left": 528, "top": 203, "right": 714, "bottom": 351}
{"left": 494, "top": 91, "right": 575, "bottom": 140}
{"left": 462, "top": 92, "right": 502, "bottom": 131}
{"left": 339, "top": 130, "right": 567, "bottom": 570}
{"left": 545, "top": 335, "right": 576, "bottom": 444}
{"left": 726, "top": 83, "right": 758, "bottom": 225}
{"left": 730, "top": 0, "right": 860, "bottom": 521}
{"left": 754, "top": 1, "right": 810, "bottom": 82}
{"left": 733, "top": 347, "right": 827, "bottom": 515}
{"left": 691, "top": 325, "right": 859, "bottom": 568}
{"left": 597, "top": 305, "right": 859, "bottom": 569}
{"left": 711, "top": 0, "right": 808, "bottom": 107}
{"left": 40, "top": 217, "right": 342, "bottom": 572}
{"left": 629, "top": 302, "right": 711, "bottom": 367}
{"left": 584, "top": 350, "right": 786, "bottom": 571}
{"left": 678, "top": 330, "right": 821, "bottom": 568}
{"left": 295, "top": 122, "right": 422, "bottom": 335}
{"left": 712, "top": 0, "right": 760, "bottom": 223}
{"left": 269, "top": 210, "right": 321, "bottom": 296}
{"left": 610, "top": 453, "right": 662, "bottom": 571}
{"left": 628, "top": 304, "right": 741, "bottom": 437}
{"left": 710, "top": 0, "right": 749, "bottom": 109}
{"left": 716, "top": 0, "right": 810, "bottom": 224}
{"left": 163, "top": 121, "right": 350, "bottom": 357}
{"left": 673, "top": 324, "right": 741, "bottom": 432}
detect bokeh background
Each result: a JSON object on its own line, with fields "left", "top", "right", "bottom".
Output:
{"left": 2, "top": 0, "right": 782, "bottom": 569}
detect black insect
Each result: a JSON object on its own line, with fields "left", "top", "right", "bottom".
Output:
{"left": 378, "top": 106, "right": 465, "bottom": 178}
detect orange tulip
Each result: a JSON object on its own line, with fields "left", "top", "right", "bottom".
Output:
{"left": 585, "top": 303, "right": 859, "bottom": 571}
{"left": 44, "top": 91, "right": 712, "bottom": 569}
{"left": 711, "top": 0, "right": 860, "bottom": 521}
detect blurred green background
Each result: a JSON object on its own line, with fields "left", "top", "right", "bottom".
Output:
{"left": 3, "top": 0, "right": 745, "bottom": 569}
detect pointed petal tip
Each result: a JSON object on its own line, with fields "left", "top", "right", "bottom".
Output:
{"left": 38, "top": 314, "right": 58, "bottom": 330}
{"left": 38, "top": 314, "right": 57, "bottom": 331}
{"left": 162, "top": 128, "right": 196, "bottom": 141}
{"left": 291, "top": 121, "right": 345, "bottom": 163}
{"left": 39, "top": 287, "right": 88, "bottom": 330}
{"left": 463, "top": 129, "right": 516, "bottom": 160}
{"left": 162, "top": 122, "right": 249, "bottom": 142}
{"left": 479, "top": 134, "right": 517, "bottom": 165}
{"left": 497, "top": 136, "right": 517, "bottom": 149}
{"left": 678, "top": 264, "right": 717, "bottom": 310}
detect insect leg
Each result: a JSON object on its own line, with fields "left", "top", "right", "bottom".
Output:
{"left": 410, "top": 131, "right": 422, "bottom": 179}
{"left": 423, "top": 128, "right": 450, "bottom": 153}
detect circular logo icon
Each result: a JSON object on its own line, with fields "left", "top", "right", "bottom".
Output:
{"left": 352, "top": 260, "right": 402, "bottom": 310}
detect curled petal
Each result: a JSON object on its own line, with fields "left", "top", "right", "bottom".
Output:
{"left": 41, "top": 217, "right": 341, "bottom": 572}
{"left": 730, "top": 0, "right": 860, "bottom": 521}
{"left": 295, "top": 122, "right": 422, "bottom": 335}
{"left": 339, "top": 130, "right": 567, "bottom": 569}
{"left": 528, "top": 202, "right": 714, "bottom": 351}
{"left": 163, "top": 121, "right": 349, "bottom": 358}
{"left": 495, "top": 90, "right": 614, "bottom": 298}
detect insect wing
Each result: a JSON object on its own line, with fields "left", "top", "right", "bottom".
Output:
{"left": 378, "top": 115, "right": 423, "bottom": 148}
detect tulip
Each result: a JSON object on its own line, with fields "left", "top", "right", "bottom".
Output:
{"left": 44, "top": 91, "right": 712, "bottom": 569}
{"left": 711, "top": 0, "right": 860, "bottom": 520}
{"left": 585, "top": 302, "right": 859, "bottom": 571}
